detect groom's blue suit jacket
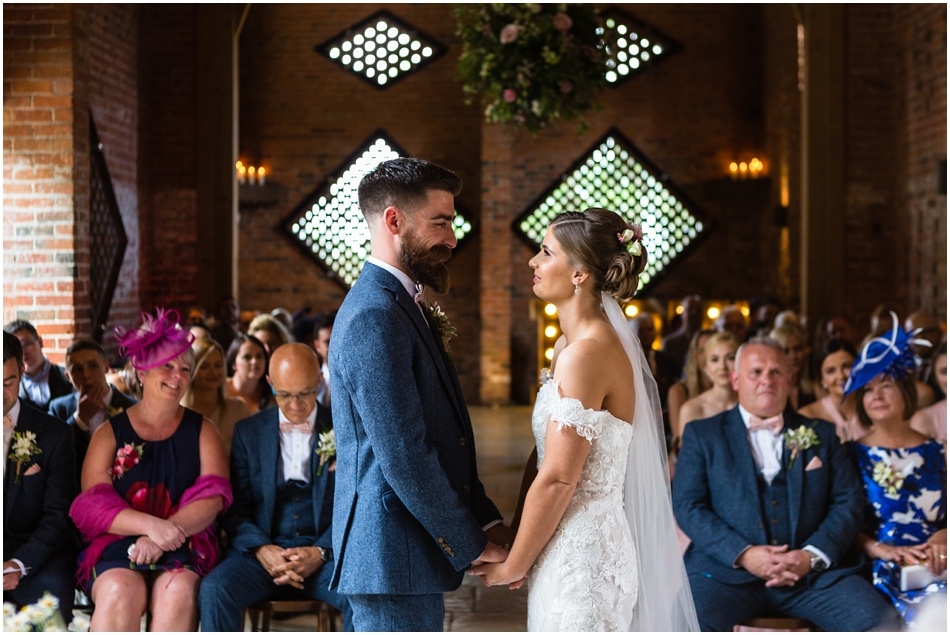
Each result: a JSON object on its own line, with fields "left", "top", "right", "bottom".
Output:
{"left": 672, "top": 407, "right": 864, "bottom": 588}
{"left": 329, "top": 262, "right": 502, "bottom": 595}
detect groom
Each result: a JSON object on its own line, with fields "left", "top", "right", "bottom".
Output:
{"left": 329, "top": 158, "right": 509, "bottom": 631}
{"left": 672, "top": 338, "right": 899, "bottom": 631}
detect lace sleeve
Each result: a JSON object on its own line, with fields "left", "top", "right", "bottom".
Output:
{"left": 550, "top": 392, "right": 602, "bottom": 443}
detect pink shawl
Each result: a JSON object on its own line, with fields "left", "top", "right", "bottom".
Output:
{"left": 70, "top": 474, "right": 233, "bottom": 584}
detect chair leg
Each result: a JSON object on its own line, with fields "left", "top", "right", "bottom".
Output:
{"left": 260, "top": 606, "right": 273, "bottom": 632}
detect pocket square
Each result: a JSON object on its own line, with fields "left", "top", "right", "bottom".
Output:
{"left": 805, "top": 456, "right": 823, "bottom": 471}
{"left": 23, "top": 463, "right": 42, "bottom": 476}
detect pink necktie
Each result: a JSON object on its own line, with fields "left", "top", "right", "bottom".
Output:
{"left": 279, "top": 421, "right": 312, "bottom": 434}
{"left": 748, "top": 414, "right": 784, "bottom": 434}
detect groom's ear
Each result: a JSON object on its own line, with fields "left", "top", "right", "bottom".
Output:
{"left": 382, "top": 206, "right": 402, "bottom": 235}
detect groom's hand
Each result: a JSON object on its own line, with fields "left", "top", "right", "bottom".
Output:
{"left": 471, "top": 541, "right": 508, "bottom": 567}
{"left": 486, "top": 524, "right": 516, "bottom": 551}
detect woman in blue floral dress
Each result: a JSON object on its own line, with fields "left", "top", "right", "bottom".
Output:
{"left": 843, "top": 316, "right": 947, "bottom": 628}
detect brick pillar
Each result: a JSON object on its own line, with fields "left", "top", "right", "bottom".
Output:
{"left": 3, "top": 4, "right": 82, "bottom": 359}
{"left": 479, "top": 123, "right": 514, "bottom": 404}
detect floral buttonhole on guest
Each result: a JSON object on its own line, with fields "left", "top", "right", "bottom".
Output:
{"left": 109, "top": 442, "right": 144, "bottom": 480}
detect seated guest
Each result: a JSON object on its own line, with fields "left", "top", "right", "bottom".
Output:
{"left": 662, "top": 294, "right": 704, "bottom": 379}
{"left": 49, "top": 339, "right": 138, "bottom": 473}
{"left": 912, "top": 341, "right": 947, "bottom": 443}
{"left": 105, "top": 357, "right": 143, "bottom": 401}
{"left": 4, "top": 320, "right": 73, "bottom": 411}
{"left": 672, "top": 337, "right": 900, "bottom": 631}
{"left": 69, "top": 308, "right": 232, "bottom": 631}
{"left": 181, "top": 337, "right": 249, "bottom": 457}
{"left": 677, "top": 332, "right": 739, "bottom": 434}
{"left": 208, "top": 294, "right": 242, "bottom": 353}
{"left": 311, "top": 310, "right": 336, "bottom": 408}
{"left": 248, "top": 312, "right": 294, "bottom": 356}
{"left": 3, "top": 332, "right": 77, "bottom": 622}
{"left": 667, "top": 329, "right": 714, "bottom": 458}
{"left": 769, "top": 322, "right": 817, "bottom": 409}
{"left": 843, "top": 322, "right": 947, "bottom": 628}
{"left": 199, "top": 343, "right": 351, "bottom": 631}
{"left": 714, "top": 304, "right": 748, "bottom": 343}
{"left": 799, "top": 338, "right": 864, "bottom": 443}
{"left": 226, "top": 333, "right": 274, "bottom": 414}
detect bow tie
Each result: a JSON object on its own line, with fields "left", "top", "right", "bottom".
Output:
{"left": 748, "top": 414, "right": 784, "bottom": 434}
{"left": 279, "top": 420, "right": 313, "bottom": 434}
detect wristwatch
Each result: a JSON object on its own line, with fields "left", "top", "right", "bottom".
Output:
{"left": 808, "top": 553, "right": 827, "bottom": 573}
{"left": 316, "top": 546, "right": 332, "bottom": 562}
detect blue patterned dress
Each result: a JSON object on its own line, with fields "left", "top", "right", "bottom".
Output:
{"left": 848, "top": 440, "right": 947, "bottom": 627}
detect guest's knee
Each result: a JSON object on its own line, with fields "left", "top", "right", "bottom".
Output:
{"left": 91, "top": 572, "right": 148, "bottom": 616}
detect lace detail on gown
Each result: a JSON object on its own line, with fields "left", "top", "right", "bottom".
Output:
{"left": 527, "top": 376, "right": 638, "bottom": 632}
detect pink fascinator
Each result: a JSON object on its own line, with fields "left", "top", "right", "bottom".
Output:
{"left": 115, "top": 308, "right": 195, "bottom": 370}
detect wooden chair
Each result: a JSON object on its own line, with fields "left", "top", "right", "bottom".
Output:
{"left": 734, "top": 616, "right": 818, "bottom": 632}
{"left": 246, "top": 599, "right": 340, "bottom": 632}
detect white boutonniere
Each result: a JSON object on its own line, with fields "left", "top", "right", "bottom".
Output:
{"left": 315, "top": 428, "right": 335, "bottom": 477}
{"left": 427, "top": 303, "right": 457, "bottom": 353}
{"left": 871, "top": 460, "right": 905, "bottom": 497}
{"left": 784, "top": 424, "right": 820, "bottom": 469}
{"left": 8, "top": 430, "right": 41, "bottom": 484}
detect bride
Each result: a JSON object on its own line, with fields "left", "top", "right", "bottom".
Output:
{"left": 471, "top": 209, "right": 698, "bottom": 631}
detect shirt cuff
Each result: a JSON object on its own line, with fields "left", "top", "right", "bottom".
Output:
{"left": 803, "top": 545, "right": 831, "bottom": 569}
{"left": 10, "top": 558, "right": 27, "bottom": 577}
{"left": 73, "top": 411, "right": 89, "bottom": 432}
{"left": 732, "top": 545, "right": 753, "bottom": 568}
{"left": 482, "top": 519, "right": 502, "bottom": 532}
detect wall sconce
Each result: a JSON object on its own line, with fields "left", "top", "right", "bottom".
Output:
{"left": 236, "top": 161, "right": 267, "bottom": 186}
{"left": 728, "top": 157, "right": 766, "bottom": 180}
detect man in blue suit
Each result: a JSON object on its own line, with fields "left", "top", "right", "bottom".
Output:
{"left": 3, "top": 331, "right": 77, "bottom": 622}
{"left": 673, "top": 337, "right": 899, "bottom": 631}
{"left": 330, "top": 158, "right": 509, "bottom": 631}
{"left": 198, "top": 343, "right": 351, "bottom": 631}
{"left": 48, "top": 339, "right": 137, "bottom": 476}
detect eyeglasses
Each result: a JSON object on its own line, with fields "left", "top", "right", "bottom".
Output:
{"left": 272, "top": 386, "right": 319, "bottom": 404}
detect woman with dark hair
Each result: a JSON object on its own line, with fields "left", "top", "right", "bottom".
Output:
{"left": 845, "top": 316, "right": 947, "bottom": 628}
{"left": 471, "top": 208, "right": 698, "bottom": 631}
{"left": 69, "top": 308, "right": 232, "bottom": 631}
{"left": 912, "top": 340, "right": 947, "bottom": 443}
{"left": 799, "top": 337, "right": 863, "bottom": 443}
{"left": 225, "top": 333, "right": 273, "bottom": 414}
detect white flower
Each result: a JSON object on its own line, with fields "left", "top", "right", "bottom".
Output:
{"left": 69, "top": 613, "right": 91, "bottom": 632}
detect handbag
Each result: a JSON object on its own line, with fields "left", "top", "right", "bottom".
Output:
{"left": 899, "top": 563, "right": 947, "bottom": 592}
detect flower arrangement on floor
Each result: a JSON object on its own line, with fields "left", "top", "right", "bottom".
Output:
{"left": 3, "top": 592, "right": 90, "bottom": 631}
{"left": 455, "top": 3, "right": 608, "bottom": 135}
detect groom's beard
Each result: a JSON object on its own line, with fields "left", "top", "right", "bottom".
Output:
{"left": 400, "top": 227, "right": 452, "bottom": 295}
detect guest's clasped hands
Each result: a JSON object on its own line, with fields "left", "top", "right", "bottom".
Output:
{"left": 738, "top": 545, "right": 812, "bottom": 587}
{"left": 128, "top": 517, "right": 188, "bottom": 565}
{"left": 869, "top": 528, "right": 947, "bottom": 577}
{"left": 254, "top": 544, "right": 326, "bottom": 589}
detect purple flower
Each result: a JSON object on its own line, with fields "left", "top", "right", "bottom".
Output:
{"left": 559, "top": 80, "right": 573, "bottom": 94}
{"left": 499, "top": 23, "right": 520, "bottom": 44}
{"left": 552, "top": 13, "right": 573, "bottom": 32}
{"left": 503, "top": 88, "right": 517, "bottom": 103}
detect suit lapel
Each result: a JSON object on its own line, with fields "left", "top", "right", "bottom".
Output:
{"left": 724, "top": 409, "right": 765, "bottom": 538}
{"left": 261, "top": 410, "right": 280, "bottom": 533}
{"left": 783, "top": 413, "right": 804, "bottom": 545}
{"left": 4, "top": 407, "right": 34, "bottom": 521}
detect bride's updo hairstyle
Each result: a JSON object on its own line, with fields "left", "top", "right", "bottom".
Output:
{"left": 550, "top": 208, "right": 648, "bottom": 302}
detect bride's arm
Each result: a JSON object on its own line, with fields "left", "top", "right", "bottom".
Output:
{"left": 511, "top": 448, "right": 538, "bottom": 534}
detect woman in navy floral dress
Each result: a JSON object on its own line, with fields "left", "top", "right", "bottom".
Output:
{"left": 843, "top": 316, "right": 947, "bottom": 628}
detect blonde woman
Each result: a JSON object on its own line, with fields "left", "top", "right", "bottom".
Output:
{"left": 182, "top": 337, "right": 250, "bottom": 457}
{"left": 677, "top": 332, "right": 740, "bottom": 431}
{"left": 769, "top": 322, "right": 817, "bottom": 409}
{"left": 667, "top": 328, "right": 715, "bottom": 453}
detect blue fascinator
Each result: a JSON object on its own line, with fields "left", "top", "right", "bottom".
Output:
{"left": 843, "top": 312, "right": 929, "bottom": 396}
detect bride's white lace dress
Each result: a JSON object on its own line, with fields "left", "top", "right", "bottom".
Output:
{"left": 527, "top": 373, "right": 638, "bottom": 632}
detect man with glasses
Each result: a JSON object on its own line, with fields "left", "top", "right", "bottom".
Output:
{"left": 3, "top": 320, "right": 73, "bottom": 412}
{"left": 198, "top": 343, "right": 351, "bottom": 631}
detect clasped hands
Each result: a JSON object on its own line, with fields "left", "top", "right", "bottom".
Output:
{"left": 738, "top": 545, "right": 812, "bottom": 587}
{"left": 255, "top": 544, "right": 326, "bottom": 589}
{"left": 128, "top": 517, "right": 188, "bottom": 565}
{"left": 469, "top": 524, "right": 527, "bottom": 589}
{"left": 871, "top": 529, "right": 947, "bottom": 577}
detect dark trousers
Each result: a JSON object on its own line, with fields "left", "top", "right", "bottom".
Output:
{"left": 688, "top": 571, "right": 902, "bottom": 632}
{"left": 2, "top": 555, "right": 75, "bottom": 624}
{"left": 198, "top": 550, "right": 352, "bottom": 632}
{"left": 347, "top": 592, "right": 444, "bottom": 632}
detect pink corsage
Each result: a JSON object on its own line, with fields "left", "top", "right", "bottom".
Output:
{"left": 110, "top": 442, "right": 145, "bottom": 480}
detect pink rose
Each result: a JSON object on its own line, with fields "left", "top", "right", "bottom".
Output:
{"left": 552, "top": 13, "right": 573, "bottom": 32}
{"left": 499, "top": 24, "right": 519, "bottom": 44}
{"left": 503, "top": 89, "right": 517, "bottom": 103}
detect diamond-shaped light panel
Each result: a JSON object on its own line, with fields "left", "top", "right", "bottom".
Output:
{"left": 316, "top": 10, "right": 446, "bottom": 89}
{"left": 514, "top": 129, "right": 704, "bottom": 291}
{"left": 283, "top": 132, "right": 473, "bottom": 287}
{"left": 596, "top": 8, "right": 678, "bottom": 85}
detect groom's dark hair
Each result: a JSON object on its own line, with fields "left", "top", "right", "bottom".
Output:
{"left": 358, "top": 157, "right": 462, "bottom": 220}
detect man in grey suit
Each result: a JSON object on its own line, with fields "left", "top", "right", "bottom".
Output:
{"left": 672, "top": 337, "right": 899, "bottom": 631}
{"left": 329, "top": 158, "right": 509, "bottom": 631}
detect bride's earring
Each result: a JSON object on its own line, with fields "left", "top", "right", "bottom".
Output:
{"left": 574, "top": 282, "right": 580, "bottom": 295}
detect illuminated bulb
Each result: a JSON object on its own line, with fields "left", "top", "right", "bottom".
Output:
{"left": 740, "top": 305, "right": 750, "bottom": 317}
{"left": 707, "top": 306, "right": 721, "bottom": 320}
{"left": 544, "top": 347, "right": 555, "bottom": 361}
{"left": 235, "top": 160, "right": 244, "bottom": 169}
{"left": 544, "top": 325, "right": 559, "bottom": 339}
{"left": 544, "top": 304, "right": 557, "bottom": 317}
{"left": 675, "top": 305, "right": 685, "bottom": 315}
{"left": 739, "top": 162, "right": 748, "bottom": 174}
{"left": 258, "top": 167, "right": 266, "bottom": 185}
{"left": 624, "top": 305, "right": 639, "bottom": 318}
{"left": 729, "top": 162, "right": 739, "bottom": 174}
{"left": 249, "top": 166, "right": 257, "bottom": 176}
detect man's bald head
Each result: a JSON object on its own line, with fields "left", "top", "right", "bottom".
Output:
{"left": 269, "top": 342, "right": 321, "bottom": 380}
{"left": 268, "top": 343, "right": 323, "bottom": 424}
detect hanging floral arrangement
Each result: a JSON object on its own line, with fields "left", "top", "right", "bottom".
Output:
{"left": 455, "top": 3, "right": 608, "bottom": 135}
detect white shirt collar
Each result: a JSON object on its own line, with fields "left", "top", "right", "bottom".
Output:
{"left": 7, "top": 399, "right": 22, "bottom": 428}
{"left": 367, "top": 256, "right": 418, "bottom": 300}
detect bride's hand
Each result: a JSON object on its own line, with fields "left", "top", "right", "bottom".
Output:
{"left": 469, "top": 561, "right": 524, "bottom": 588}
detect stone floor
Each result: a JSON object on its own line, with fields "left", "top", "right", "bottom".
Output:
{"left": 245, "top": 404, "right": 535, "bottom": 632}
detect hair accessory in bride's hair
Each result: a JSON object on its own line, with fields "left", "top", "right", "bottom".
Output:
{"left": 115, "top": 307, "right": 195, "bottom": 371}
{"left": 617, "top": 223, "right": 644, "bottom": 257}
